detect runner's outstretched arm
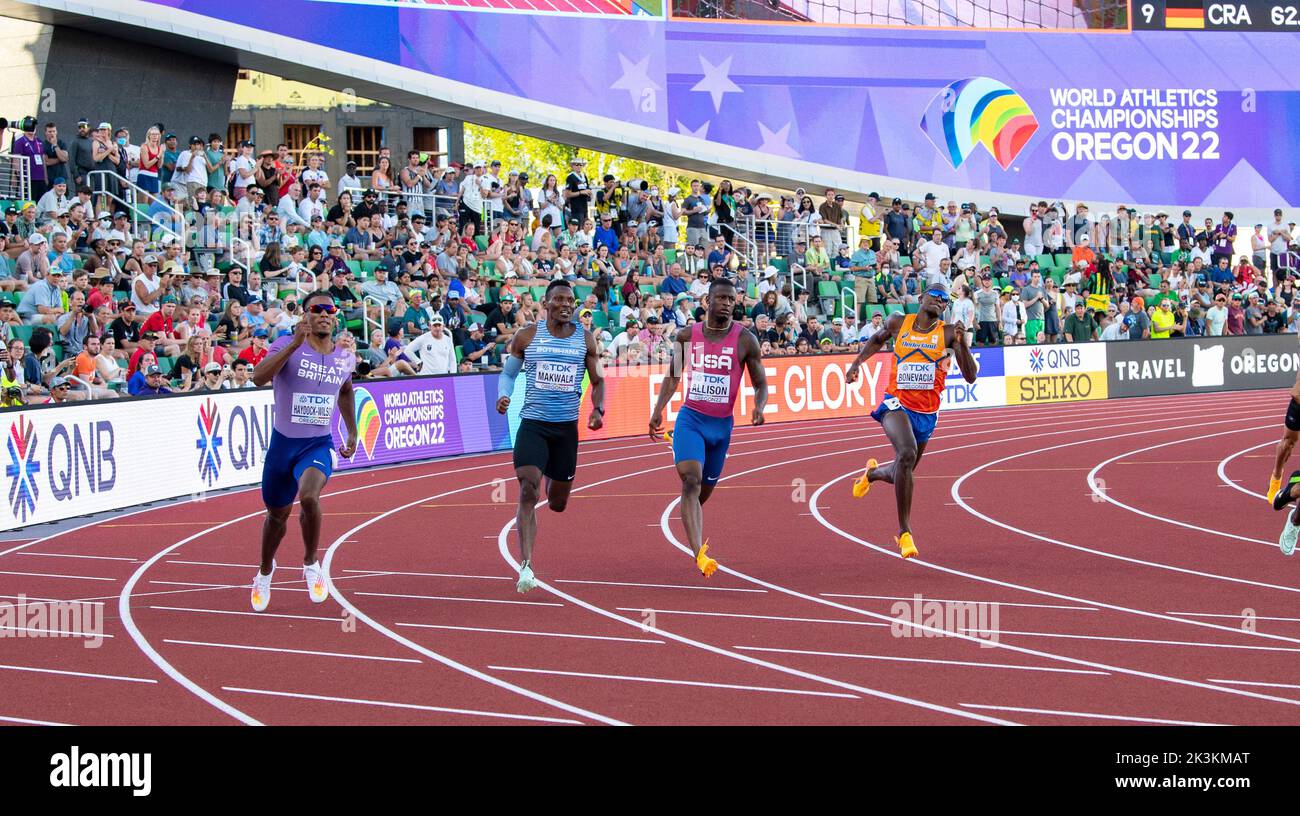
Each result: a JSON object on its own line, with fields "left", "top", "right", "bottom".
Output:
{"left": 738, "top": 329, "right": 768, "bottom": 425}
{"left": 585, "top": 329, "right": 605, "bottom": 431}
{"left": 946, "top": 324, "right": 978, "bottom": 384}
{"left": 846, "top": 313, "right": 904, "bottom": 383}
{"left": 649, "top": 328, "right": 691, "bottom": 438}
{"left": 252, "top": 321, "right": 308, "bottom": 386}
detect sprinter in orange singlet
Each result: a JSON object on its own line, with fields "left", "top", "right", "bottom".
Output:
{"left": 846, "top": 283, "right": 978, "bottom": 558}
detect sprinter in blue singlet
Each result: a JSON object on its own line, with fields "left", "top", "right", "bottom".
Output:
{"left": 496, "top": 280, "right": 605, "bottom": 592}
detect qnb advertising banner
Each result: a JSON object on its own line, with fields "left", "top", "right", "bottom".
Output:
{"left": 1004, "top": 344, "right": 1109, "bottom": 405}
{"left": 1107, "top": 334, "right": 1300, "bottom": 398}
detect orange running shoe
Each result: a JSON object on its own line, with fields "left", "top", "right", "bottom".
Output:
{"left": 1268, "top": 476, "right": 1283, "bottom": 505}
{"left": 696, "top": 541, "right": 718, "bottom": 577}
{"left": 896, "top": 532, "right": 918, "bottom": 559}
{"left": 852, "top": 459, "right": 878, "bottom": 498}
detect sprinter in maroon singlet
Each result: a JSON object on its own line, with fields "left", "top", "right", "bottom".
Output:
{"left": 650, "top": 277, "right": 768, "bottom": 577}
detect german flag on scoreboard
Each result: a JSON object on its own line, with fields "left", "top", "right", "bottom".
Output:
{"left": 1165, "top": 0, "right": 1205, "bottom": 28}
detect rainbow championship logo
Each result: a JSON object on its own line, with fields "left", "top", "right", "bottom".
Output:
{"left": 351, "top": 387, "right": 381, "bottom": 460}
{"left": 195, "top": 399, "right": 224, "bottom": 485}
{"left": 5, "top": 417, "right": 40, "bottom": 522}
{"left": 920, "top": 77, "right": 1038, "bottom": 171}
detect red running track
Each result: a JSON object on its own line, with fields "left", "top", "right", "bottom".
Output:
{"left": 2, "top": 389, "right": 1298, "bottom": 726}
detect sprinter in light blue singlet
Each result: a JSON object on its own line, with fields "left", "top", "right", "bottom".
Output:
{"left": 496, "top": 280, "right": 605, "bottom": 593}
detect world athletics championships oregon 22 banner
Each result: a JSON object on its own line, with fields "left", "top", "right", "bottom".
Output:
{"left": 140, "top": 0, "right": 1300, "bottom": 207}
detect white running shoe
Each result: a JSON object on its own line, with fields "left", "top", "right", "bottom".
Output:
{"left": 251, "top": 561, "right": 275, "bottom": 612}
{"left": 1281, "top": 518, "right": 1299, "bottom": 557}
{"left": 516, "top": 560, "right": 537, "bottom": 594}
{"left": 304, "top": 560, "right": 329, "bottom": 603}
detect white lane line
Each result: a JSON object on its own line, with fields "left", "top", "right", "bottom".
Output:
{"left": 149, "top": 606, "right": 343, "bottom": 623}
{"left": 952, "top": 414, "right": 1300, "bottom": 594}
{"left": 556, "top": 578, "right": 766, "bottom": 593}
{"left": 19, "top": 552, "right": 139, "bottom": 562}
{"left": 161, "top": 639, "right": 422, "bottom": 664}
{"left": 959, "top": 703, "right": 1227, "bottom": 726}
{"left": 0, "top": 594, "right": 101, "bottom": 605}
{"left": 955, "top": 629, "right": 1300, "bottom": 652}
{"left": 1087, "top": 426, "right": 1279, "bottom": 547}
{"left": 0, "top": 570, "right": 116, "bottom": 581}
{"left": 613, "top": 607, "right": 888, "bottom": 627}
{"left": 820, "top": 593, "right": 1097, "bottom": 612}
{"left": 1170, "top": 611, "right": 1300, "bottom": 623}
{"left": 0, "top": 663, "right": 156, "bottom": 683}
{"left": 487, "top": 665, "right": 860, "bottom": 699}
{"left": 341, "top": 569, "right": 511, "bottom": 581}
{"left": 733, "top": 646, "right": 1110, "bottom": 675}
{"left": 395, "top": 622, "right": 664, "bottom": 643}
{"left": 166, "top": 560, "right": 304, "bottom": 571}
{"left": 0, "top": 714, "right": 72, "bottom": 726}
{"left": 221, "top": 687, "right": 583, "bottom": 725}
{"left": 1217, "top": 439, "right": 1274, "bottom": 500}
{"left": 0, "top": 625, "right": 112, "bottom": 638}
{"left": 1207, "top": 679, "right": 1300, "bottom": 691}
{"left": 354, "top": 592, "right": 562, "bottom": 608}
{"left": 694, "top": 400, "right": 1300, "bottom": 713}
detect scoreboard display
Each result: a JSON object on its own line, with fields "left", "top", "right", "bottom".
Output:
{"left": 1133, "top": 0, "right": 1300, "bottom": 30}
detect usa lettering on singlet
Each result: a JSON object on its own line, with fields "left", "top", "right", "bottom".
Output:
{"left": 682, "top": 322, "right": 745, "bottom": 419}
{"left": 887, "top": 314, "right": 948, "bottom": 415}
{"left": 522, "top": 321, "right": 588, "bottom": 423}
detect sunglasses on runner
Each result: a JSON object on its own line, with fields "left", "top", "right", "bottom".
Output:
{"left": 924, "top": 287, "right": 950, "bottom": 303}
{"left": 307, "top": 303, "right": 338, "bottom": 315}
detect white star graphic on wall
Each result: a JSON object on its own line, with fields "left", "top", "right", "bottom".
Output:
{"left": 610, "top": 53, "right": 662, "bottom": 109}
{"left": 691, "top": 55, "right": 742, "bottom": 113}
{"left": 756, "top": 121, "right": 799, "bottom": 158}
{"left": 676, "top": 120, "right": 710, "bottom": 139}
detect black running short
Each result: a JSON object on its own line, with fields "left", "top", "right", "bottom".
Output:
{"left": 1286, "top": 398, "right": 1300, "bottom": 433}
{"left": 513, "top": 418, "right": 580, "bottom": 482}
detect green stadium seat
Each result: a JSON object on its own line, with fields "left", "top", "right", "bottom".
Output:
{"left": 529, "top": 286, "right": 546, "bottom": 302}
{"left": 475, "top": 236, "right": 488, "bottom": 252}
{"left": 904, "top": 302, "right": 921, "bottom": 314}
{"left": 770, "top": 258, "right": 789, "bottom": 275}
{"left": 360, "top": 260, "right": 381, "bottom": 278}
{"left": 1048, "top": 269, "right": 1066, "bottom": 286}
{"left": 467, "top": 312, "right": 487, "bottom": 326}
{"left": 898, "top": 256, "right": 911, "bottom": 268}
{"left": 1148, "top": 272, "right": 1162, "bottom": 287}
{"left": 157, "top": 357, "right": 175, "bottom": 376}
{"left": 11, "top": 324, "right": 34, "bottom": 344}
{"left": 979, "top": 255, "right": 991, "bottom": 268}
{"left": 455, "top": 346, "right": 464, "bottom": 364}
{"left": 345, "top": 260, "right": 362, "bottom": 276}
{"left": 883, "top": 304, "right": 904, "bottom": 316}
{"left": 664, "top": 249, "right": 677, "bottom": 265}
{"left": 865, "top": 304, "right": 886, "bottom": 322}
{"left": 639, "top": 284, "right": 655, "bottom": 297}
{"left": 575, "top": 285, "right": 594, "bottom": 302}
{"left": 1036, "top": 254, "right": 1057, "bottom": 270}
{"left": 591, "top": 311, "right": 609, "bottom": 329}
{"left": 817, "top": 281, "right": 839, "bottom": 298}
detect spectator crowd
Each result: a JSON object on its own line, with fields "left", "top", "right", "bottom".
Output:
{"left": 3, "top": 114, "right": 1298, "bottom": 407}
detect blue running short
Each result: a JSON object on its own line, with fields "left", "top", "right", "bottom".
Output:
{"left": 672, "top": 406, "right": 735, "bottom": 485}
{"left": 870, "top": 394, "right": 938, "bottom": 446}
{"left": 261, "top": 429, "right": 336, "bottom": 508}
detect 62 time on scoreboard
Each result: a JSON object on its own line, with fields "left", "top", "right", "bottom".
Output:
{"left": 1133, "top": 0, "right": 1300, "bottom": 29}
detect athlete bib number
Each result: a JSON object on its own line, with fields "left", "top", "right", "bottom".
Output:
{"left": 895, "top": 361, "right": 936, "bottom": 390}
{"left": 687, "top": 372, "right": 731, "bottom": 404}
{"left": 535, "top": 361, "right": 579, "bottom": 392}
{"left": 291, "top": 392, "right": 335, "bottom": 426}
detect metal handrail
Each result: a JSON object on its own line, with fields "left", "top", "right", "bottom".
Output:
{"left": 0, "top": 152, "right": 30, "bottom": 202}
{"left": 841, "top": 286, "right": 859, "bottom": 323}
{"left": 86, "top": 170, "right": 184, "bottom": 248}
{"left": 790, "top": 263, "right": 808, "bottom": 296}
{"left": 362, "top": 295, "right": 386, "bottom": 344}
